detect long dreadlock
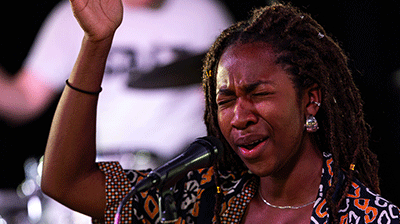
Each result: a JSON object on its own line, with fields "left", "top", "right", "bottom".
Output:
{"left": 202, "top": 3, "right": 380, "bottom": 223}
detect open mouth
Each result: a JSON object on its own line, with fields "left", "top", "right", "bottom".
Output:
{"left": 237, "top": 138, "right": 268, "bottom": 150}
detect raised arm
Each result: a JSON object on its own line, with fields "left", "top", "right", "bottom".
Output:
{"left": 41, "top": 0, "right": 123, "bottom": 219}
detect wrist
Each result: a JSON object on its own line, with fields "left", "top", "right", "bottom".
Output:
{"left": 83, "top": 32, "right": 115, "bottom": 45}
{"left": 68, "top": 34, "right": 114, "bottom": 91}
{"left": 66, "top": 79, "right": 102, "bottom": 95}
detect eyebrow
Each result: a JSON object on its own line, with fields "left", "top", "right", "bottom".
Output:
{"left": 216, "top": 88, "right": 235, "bottom": 97}
{"left": 217, "top": 81, "right": 274, "bottom": 96}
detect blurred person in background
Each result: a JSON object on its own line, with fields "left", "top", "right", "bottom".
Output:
{"left": 0, "top": 0, "right": 232, "bottom": 166}
{"left": 0, "top": 0, "right": 233, "bottom": 222}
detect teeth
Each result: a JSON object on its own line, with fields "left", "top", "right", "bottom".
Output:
{"left": 249, "top": 139, "right": 263, "bottom": 145}
{"left": 246, "top": 141, "right": 257, "bottom": 146}
{"left": 249, "top": 138, "right": 265, "bottom": 146}
{"left": 241, "top": 138, "right": 266, "bottom": 148}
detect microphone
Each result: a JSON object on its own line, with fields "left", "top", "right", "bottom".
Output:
{"left": 136, "top": 136, "right": 223, "bottom": 191}
{"left": 114, "top": 136, "right": 223, "bottom": 224}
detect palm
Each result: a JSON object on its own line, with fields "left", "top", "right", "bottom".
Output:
{"left": 70, "top": 0, "right": 123, "bottom": 41}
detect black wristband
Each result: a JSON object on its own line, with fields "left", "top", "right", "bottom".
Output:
{"left": 65, "top": 79, "right": 102, "bottom": 95}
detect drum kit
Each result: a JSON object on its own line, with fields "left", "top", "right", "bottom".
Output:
{"left": 0, "top": 157, "right": 92, "bottom": 224}
{"left": 0, "top": 150, "right": 165, "bottom": 224}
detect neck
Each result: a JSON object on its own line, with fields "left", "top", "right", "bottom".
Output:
{"left": 259, "top": 136, "right": 323, "bottom": 206}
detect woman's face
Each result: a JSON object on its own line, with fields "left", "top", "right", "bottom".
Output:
{"left": 216, "top": 42, "right": 309, "bottom": 177}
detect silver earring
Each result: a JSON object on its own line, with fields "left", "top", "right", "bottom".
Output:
{"left": 304, "top": 115, "right": 319, "bottom": 132}
{"left": 311, "top": 101, "right": 321, "bottom": 107}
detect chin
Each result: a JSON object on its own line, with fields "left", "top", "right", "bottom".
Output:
{"left": 244, "top": 161, "right": 276, "bottom": 177}
{"left": 250, "top": 169, "right": 274, "bottom": 177}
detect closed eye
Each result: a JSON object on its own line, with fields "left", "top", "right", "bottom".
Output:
{"left": 252, "top": 92, "right": 271, "bottom": 96}
{"left": 252, "top": 91, "right": 275, "bottom": 98}
{"left": 217, "top": 97, "right": 236, "bottom": 107}
{"left": 216, "top": 88, "right": 236, "bottom": 107}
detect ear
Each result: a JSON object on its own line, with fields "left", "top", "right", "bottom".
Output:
{"left": 304, "top": 84, "right": 321, "bottom": 116}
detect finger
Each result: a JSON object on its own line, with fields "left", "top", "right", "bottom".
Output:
{"left": 69, "top": 0, "right": 89, "bottom": 13}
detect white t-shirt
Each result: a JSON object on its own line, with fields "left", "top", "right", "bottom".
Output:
{"left": 25, "top": 0, "right": 232, "bottom": 162}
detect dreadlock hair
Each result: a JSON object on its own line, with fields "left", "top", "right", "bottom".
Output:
{"left": 202, "top": 3, "right": 380, "bottom": 224}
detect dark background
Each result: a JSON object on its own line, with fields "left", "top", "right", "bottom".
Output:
{"left": 1, "top": 0, "right": 399, "bottom": 205}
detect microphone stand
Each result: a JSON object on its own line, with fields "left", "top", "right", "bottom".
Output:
{"left": 159, "top": 186, "right": 178, "bottom": 223}
{"left": 113, "top": 136, "right": 223, "bottom": 224}
{"left": 114, "top": 183, "right": 178, "bottom": 224}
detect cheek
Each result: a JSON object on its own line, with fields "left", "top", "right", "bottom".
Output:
{"left": 257, "top": 100, "right": 303, "bottom": 140}
{"left": 217, "top": 109, "right": 232, "bottom": 138}
{"left": 217, "top": 108, "right": 241, "bottom": 152}
{"left": 271, "top": 109, "right": 304, "bottom": 151}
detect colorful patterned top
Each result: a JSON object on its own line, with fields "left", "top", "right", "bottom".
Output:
{"left": 93, "top": 153, "right": 400, "bottom": 223}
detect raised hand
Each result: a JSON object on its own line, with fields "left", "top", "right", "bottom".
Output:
{"left": 69, "top": 0, "right": 123, "bottom": 42}
{"left": 41, "top": 1, "right": 125, "bottom": 218}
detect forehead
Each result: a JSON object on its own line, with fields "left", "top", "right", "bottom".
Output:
{"left": 216, "top": 42, "right": 285, "bottom": 91}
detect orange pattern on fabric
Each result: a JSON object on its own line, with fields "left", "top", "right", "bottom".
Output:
{"left": 316, "top": 199, "right": 329, "bottom": 218}
{"left": 347, "top": 182, "right": 361, "bottom": 198}
{"left": 201, "top": 167, "right": 214, "bottom": 185}
{"left": 94, "top": 153, "right": 400, "bottom": 224}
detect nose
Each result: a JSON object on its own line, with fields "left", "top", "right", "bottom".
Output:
{"left": 231, "top": 98, "right": 258, "bottom": 130}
